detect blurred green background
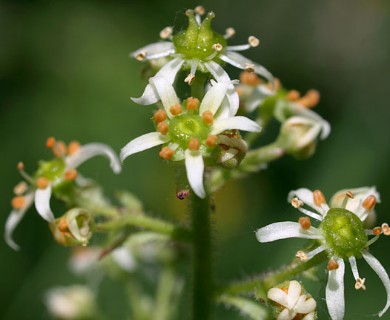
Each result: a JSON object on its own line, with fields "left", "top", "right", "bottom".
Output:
{"left": 1, "top": 0, "right": 390, "bottom": 319}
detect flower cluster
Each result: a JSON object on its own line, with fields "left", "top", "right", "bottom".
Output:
{"left": 256, "top": 187, "right": 390, "bottom": 319}
{"left": 5, "top": 137, "right": 121, "bottom": 250}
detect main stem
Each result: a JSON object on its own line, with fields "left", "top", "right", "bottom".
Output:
{"left": 190, "top": 193, "right": 213, "bottom": 320}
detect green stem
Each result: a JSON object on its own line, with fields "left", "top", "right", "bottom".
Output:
{"left": 191, "top": 193, "right": 213, "bottom": 320}
{"left": 217, "top": 252, "right": 327, "bottom": 298}
{"left": 95, "top": 210, "right": 192, "bottom": 242}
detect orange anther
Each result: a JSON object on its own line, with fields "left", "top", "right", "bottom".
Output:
{"left": 68, "top": 141, "right": 81, "bottom": 156}
{"left": 362, "top": 195, "right": 376, "bottom": 211}
{"left": 267, "top": 78, "right": 280, "bottom": 91}
{"left": 36, "top": 177, "right": 50, "bottom": 189}
{"left": 202, "top": 111, "right": 214, "bottom": 125}
{"left": 299, "top": 217, "right": 311, "bottom": 230}
{"left": 186, "top": 97, "right": 200, "bottom": 110}
{"left": 157, "top": 122, "right": 169, "bottom": 135}
{"left": 239, "top": 71, "right": 261, "bottom": 86}
{"left": 52, "top": 141, "right": 67, "bottom": 158}
{"left": 346, "top": 191, "right": 354, "bottom": 199}
{"left": 306, "top": 89, "right": 320, "bottom": 107}
{"left": 58, "top": 218, "right": 68, "bottom": 232}
{"left": 286, "top": 90, "right": 300, "bottom": 101}
{"left": 65, "top": 168, "right": 78, "bottom": 181}
{"left": 17, "top": 162, "right": 24, "bottom": 171}
{"left": 291, "top": 197, "right": 303, "bottom": 208}
{"left": 154, "top": 109, "right": 167, "bottom": 123}
{"left": 13, "top": 181, "right": 28, "bottom": 195}
{"left": 205, "top": 135, "right": 218, "bottom": 148}
{"left": 159, "top": 146, "right": 174, "bottom": 160}
{"left": 373, "top": 227, "right": 382, "bottom": 235}
{"left": 188, "top": 138, "right": 200, "bottom": 151}
{"left": 381, "top": 223, "right": 390, "bottom": 236}
{"left": 313, "top": 189, "right": 326, "bottom": 206}
{"left": 46, "top": 137, "right": 56, "bottom": 148}
{"left": 327, "top": 259, "right": 339, "bottom": 271}
{"left": 170, "top": 104, "right": 182, "bottom": 116}
{"left": 11, "top": 196, "right": 26, "bottom": 210}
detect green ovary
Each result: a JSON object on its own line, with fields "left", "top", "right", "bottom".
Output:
{"left": 168, "top": 114, "right": 210, "bottom": 149}
{"left": 321, "top": 208, "right": 368, "bottom": 259}
{"left": 173, "top": 11, "right": 226, "bottom": 61}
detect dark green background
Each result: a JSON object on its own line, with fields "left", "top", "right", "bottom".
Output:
{"left": 1, "top": 0, "right": 390, "bottom": 319}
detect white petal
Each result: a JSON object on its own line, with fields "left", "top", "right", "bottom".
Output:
{"left": 204, "top": 61, "right": 239, "bottom": 116}
{"left": 34, "top": 186, "right": 55, "bottom": 222}
{"left": 199, "top": 82, "right": 228, "bottom": 116}
{"left": 131, "top": 57, "right": 184, "bottom": 105}
{"left": 362, "top": 250, "right": 390, "bottom": 317}
{"left": 287, "top": 280, "right": 302, "bottom": 309}
{"left": 131, "top": 41, "right": 175, "bottom": 60}
{"left": 326, "top": 258, "right": 345, "bottom": 320}
{"left": 112, "top": 247, "right": 137, "bottom": 273}
{"left": 120, "top": 132, "right": 168, "bottom": 162}
{"left": 149, "top": 76, "right": 180, "bottom": 117}
{"left": 267, "top": 288, "right": 288, "bottom": 307}
{"left": 65, "top": 143, "right": 121, "bottom": 174}
{"left": 245, "top": 85, "right": 274, "bottom": 112}
{"left": 211, "top": 116, "right": 261, "bottom": 135}
{"left": 287, "top": 188, "right": 324, "bottom": 215}
{"left": 302, "top": 312, "right": 316, "bottom": 320}
{"left": 220, "top": 51, "right": 274, "bottom": 82}
{"left": 290, "top": 104, "right": 330, "bottom": 139}
{"left": 4, "top": 192, "right": 34, "bottom": 250}
{"left": 256, "top": 221, "right": 323, "bottom": 243}
{"left": 277, "top": 308, "right": 295, "bottom": 320}
{"left": 295, "top": 297, "right": 316, "bottom": 314}
{"left": 184, "top": 150, "right": 205, "bottom": 198}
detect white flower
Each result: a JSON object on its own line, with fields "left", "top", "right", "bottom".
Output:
{"left": 4, "top": 138, "right": 121, "bottom": 250}
{"left": 256, "top": 187, "right": 390, "bottom": 320}
{"left": 267, "top": 280, "right": 316, "bottom": 320}
{"left": 131, "top": 7, "right": 273, "bottom": 102}
{"left": 120, "top": 77, "right": 260, "bottom": 198}
{"left": 45, "top": 285, "right": 97, "bottom": 319}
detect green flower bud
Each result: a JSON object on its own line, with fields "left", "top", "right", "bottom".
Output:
{"left": 49, "top": 208, "right": 93, "bottom": 247}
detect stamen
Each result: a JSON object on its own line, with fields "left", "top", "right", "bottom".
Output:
{"left": 52, "top": 141, "right": 67, "bottom": 158}
{"left": 68, "top": 141, "right": 81, "bottom": 156}
{"left": 239, "top": 71, "right": 261, "bottom": 86}
{"left": 157, "top": 122, "right": 169, "bottom": 135}
{"left": 299, "top": 216, "right": 311, "bottom": 230}
{"left": 194, "top": 5, "right": 205, "bottom": 15}
{"left": 224, "top": 27, "right": 236, "bottom": 39}
{"left": 170, "top": 104, "right": 182, "bottom": 115}
{"left": 36, "top": 177, "right": 50, "bottom": 189}
{"left": 244, "top": 63, "right": 255, "bottom": 72}
{"left": 381, "top": 223, "right": 390, "bottom": 236}
{"left": 366, "top": 234, "right": 380, "bottom": 247}
{"left": 291, "top": 197, "right": 303, "bottom": 208}
{"left": 205, "top": 135, "right": 218, "bottom": 148}
{"left": 202, "top": 111, "right": 214, "bottom": 125}
{"left": 186, "top": 97, "right": 200, "bottom": 110}
{"left": 159, "top": 26, "right": 173, "bottom": 39}
{"left": 296, "top": 206, "right": 323, "bottom": 221}
{"left": 11, "top": 196, "right": 26, "bottom": 210}
{"left": 58, "top": 217, "right": 68, "bottom": 232}
{"left": 212, "top": 43, "right": 223, "bottom": 52}
{"left": 306, "top": 245, "right": 326, "bottom": 260}
{"left": 154, "top": 109, "right": 167, "bottom": 123}
{"left": 13, "top": 181, "right": 28, "bottom": 195}
{"left": 362, "top": 195, "right": 376, "bottom": 211}
{"left": 313, "top": 189, "right": 326, "bottom": 206}
{"left": 306, "top": 89, "right": 320, "bottom": 108}
{"left": 346, "top": 191, "right": 354, "bottom": 199}
{"left": 286, "top": 90, "right": 300, "bottom": 101}
{"left": 159, "top": 146, "right": 174, "bottom": 160}
{"left": 373, "top": 226, "right": 383, "bottom": 235}
{"left": 267, "top": 78, "right": 281, "bottom": 92}
{"left": 188, "top": 138, "right": 200, "bottom": 151}
{"left": 327, "top": 259, "right": 339, "bottom": 271}
{"left": 135, "top": 51, "right": 146, "bottom": 61}
{"left": 349, "top": 256, "right": 360, "bottom": 280}
{"left": 46, "top": 136, "right": 56, "bottom": 148}
{"left": 248, "top": 36, "right": 260, "bottom": 47}
{"left": 296, "top": 251, "right": 308, "bottom": 262}
{"left": 355, "top": 278, "right": 366, "bottom": 290}
{"left": 184, "top": 73, "right": 195, "bottom": 85}
{"left": 17, "top": 161, "right": 34, "bottom": 183}
{"left": 17, "top": 162, "right": 24, "bottom": 171}
{"left": 341, "top": 191, "right": 354, "bottom": 208}
{"left": 65, "top": 168, "right": 78, "bottom": 181}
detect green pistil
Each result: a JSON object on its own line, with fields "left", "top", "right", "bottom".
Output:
{"left": 173, "top": 10, "right": 226, "bottom": 61}
{"left": 321, "top": 208, "right": 368, "bottom": 259}
{"left": 168, "top": 114, "right": 210, "bottom": 149}
{"left": 36, "top": 158, "right": 66, "bottom": 183}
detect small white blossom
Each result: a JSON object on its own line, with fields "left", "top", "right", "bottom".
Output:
{"left": 256, "top": 187, "right": 390, "bottom": 320}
